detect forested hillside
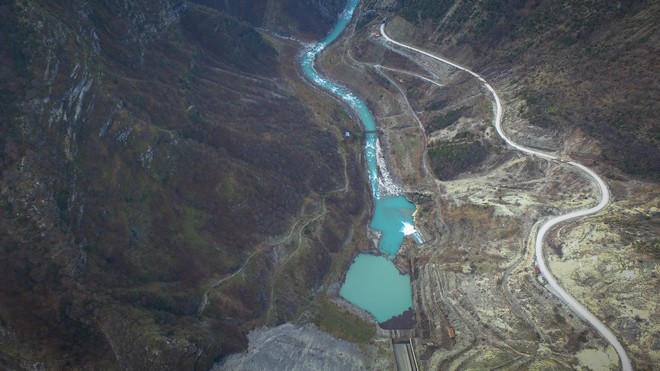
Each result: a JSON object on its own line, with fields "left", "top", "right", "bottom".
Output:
{"left": 0, "top": 0, "right": 370, "bottom": 368}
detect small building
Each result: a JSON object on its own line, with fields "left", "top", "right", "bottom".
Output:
{"left": 447, "top": 327, "right": 456, "bottom": 339}
{"left": 534, "top": 266, "right": 541, "bottom": 275}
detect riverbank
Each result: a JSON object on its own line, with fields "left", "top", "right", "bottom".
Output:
{"left": 299, "top": 0, "right": 420, "bottom": 331}
{"left": 313, "top": 8, "right": 660, "bottom": 368}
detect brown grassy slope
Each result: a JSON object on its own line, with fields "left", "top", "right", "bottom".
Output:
{"left": 386, "top": 0, "right": 659, "bottom": 179}
{"left": 190, "top": 0, "right": 348, "bottom": 40}
{"left": 366, "top": 1, "right": 659, "bottom": 368}
{"left": 0, "top": 0, "right": 367, "bottom": 368}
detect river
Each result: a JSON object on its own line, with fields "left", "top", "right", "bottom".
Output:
{"left": 300, "top": 0, "right": 416, "bottom": 324}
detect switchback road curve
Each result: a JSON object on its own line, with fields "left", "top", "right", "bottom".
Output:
{"left": 380, "top": 22, "right": 632, "bottom": 371}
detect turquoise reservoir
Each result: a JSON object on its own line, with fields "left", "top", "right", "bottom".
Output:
{"left": 300, "top": 0, "right": 415, "bottom": 323}
{"left": 338, "top": 254, "right": 412, "bottom": 323}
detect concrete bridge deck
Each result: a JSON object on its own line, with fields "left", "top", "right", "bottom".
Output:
{"left": 392, "top": 339, "right": 419, "bottom": 371}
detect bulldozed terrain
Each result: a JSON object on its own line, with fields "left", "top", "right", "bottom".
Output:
{"left": 316, "top": 1, "right": 658, "bottom": 369}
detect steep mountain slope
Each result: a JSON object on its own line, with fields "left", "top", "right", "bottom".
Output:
{"left": 192, "top": 0, "right": 347, "bottom": 38}
{"left": 329, "top": 0, "right": 658, "bottom": 368}
{"left": 0, "top": 0, "right": 373, "bottom": 369}
{"left": 385, "top": 0, "right": 659, "bottom": 179}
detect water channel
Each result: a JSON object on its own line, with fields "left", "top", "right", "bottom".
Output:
{"left": 300, "top": 0, "right": 417, "bottom": 324}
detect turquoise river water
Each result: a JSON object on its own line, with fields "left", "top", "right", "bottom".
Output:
{"left": 300, "top": 0, "right": 416, "bottom": 323}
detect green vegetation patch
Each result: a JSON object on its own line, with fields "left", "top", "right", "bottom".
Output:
{"left": 183, "top": 205, "right": 207, "bottom": 249}
{"left": 317, "top": 298, "right": 375, "bottom": 344}
{"left": 428, "top": 140, "right": 488, "bottom": 180}
{"left": 520, "top": 88, "right": 561, "bottom": 128}
{"left": 427, "top": 107, "right": 466, "bottom": 133}
{"left": 356, "top": 9, "right": 378, "bottom": 29}
{"left": 181, "top": 5, "right": 276, "bottom": 74}
{"left": 425, "top": 99, "right": 447, "bottom": 112}
{"left": 399, "top": 0, "right": 454, "bottom": 23}
{"left": 453, "top": 130, "right": 475, "bottom": 141}
{"left": 634, "top": 238, "right": 659, "bottom": 259}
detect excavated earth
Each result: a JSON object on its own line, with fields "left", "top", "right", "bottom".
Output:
{"left": 315, "top": 9, "right": 659, "bottom": 371}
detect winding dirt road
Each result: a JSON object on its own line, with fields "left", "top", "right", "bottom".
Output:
{"left": 380, "top": 22, "right": 632, "bottom": 371}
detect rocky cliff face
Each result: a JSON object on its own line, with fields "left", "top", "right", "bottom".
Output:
{"left": 0, "top": 0, "right": 369, "bottom": 369}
